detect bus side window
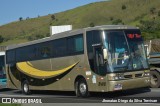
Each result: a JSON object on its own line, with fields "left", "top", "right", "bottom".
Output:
{"left": 75, "top": 34, "right": 84, "bottom": 53}
{"left": 6, "top": 50, "right": 16, "bottom": 64}
{"left": 67, "top": 34, "right": 84, "bottom": 55}
{"left": 53, "top": 38, "right": 67, "bottom": 57}
{"left": 67, "top": 37, "right": 75, "bottom": 55}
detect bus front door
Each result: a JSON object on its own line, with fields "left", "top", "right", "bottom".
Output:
{"left": 93, "top": 45, "right": 106, "bottom": 75}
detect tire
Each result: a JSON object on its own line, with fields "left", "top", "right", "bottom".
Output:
{"left": 22, "top": 80, "right": 30, "bottom": 95}
{"left": 150, "top": 70, "right": 160, "bottom": 88}
{"left": 75, "top": 78, "right": 89, "bottom": 98}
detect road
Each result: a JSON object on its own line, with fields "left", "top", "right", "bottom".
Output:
{"left": 0, "top": 88, "right": 160, "bottom": 106}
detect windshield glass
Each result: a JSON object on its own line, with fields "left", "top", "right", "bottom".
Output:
{"left": 103, "top": 30, "right": 149, "bottom": 72}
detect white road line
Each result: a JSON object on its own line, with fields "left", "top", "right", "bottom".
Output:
{"left": 135, "top": 103, "right": 160, "bottom": 106}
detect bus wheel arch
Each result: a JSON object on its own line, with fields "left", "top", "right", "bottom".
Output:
{"left": 21, "top": 78, "right": 31, "bottom": 95}
{"left": 74, "top": 75, "right": 89, "bottom": 97}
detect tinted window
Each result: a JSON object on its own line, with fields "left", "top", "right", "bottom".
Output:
{"left": 53, "top": 38, "right": 67, "bottom": 57}
{"left": 6, "top": 50, "right": 16, "bottom": 63}
{"left": 67, "top": 37, "right": 74, "bottom": 55}
{"left": 39, "top": 42, "right": 52, "bottom": 58}
{"left": 87, "top": 30, "right": 101, "bottom": 53}
{"left": 75, "top": 35, "right": 84, "bottom": 52}
{"left": 67, "top": 34, "right": 84, "bottom": 55}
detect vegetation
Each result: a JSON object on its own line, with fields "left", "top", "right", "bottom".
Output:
{"left": 0, "top": 0, "right": 160, "bottom": 46}
{"left": 19, "top": 17, "right": 23, "bottom": 21}
{"left": 0, "top": 104, "right": 21, "bottom": 106}
{"left": 0, "top": 35, "right": 4, "bottom": 43}
{"left": 51, "top": 14, "right": 56, "bottom": 20}
{"left": 89, "top": 22, "right": 95, "bottom": 27}
{"left": 122, "top": 4, "right": 127, "bottom": 10}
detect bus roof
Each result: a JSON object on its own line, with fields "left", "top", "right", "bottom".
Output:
{"left": 7, "top": 25, "right": 139, "bottom": 50}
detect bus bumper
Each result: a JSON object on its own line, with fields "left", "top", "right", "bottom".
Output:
{"left": 108, "top": 77, "right": 150, "bottom": 91}
{"left": 0, "top": 84, "right": 7, "bottom": 88}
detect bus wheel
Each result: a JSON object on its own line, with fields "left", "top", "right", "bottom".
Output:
{"left": 150, "top": 71, "right": 160, "bottom": 88}
{"left": 22, "top": 80, "right": 30, "bottom": 95}
{"left": 75, "top": 78, "right": 89, "bottom": 97}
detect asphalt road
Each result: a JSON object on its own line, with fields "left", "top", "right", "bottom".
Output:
{"left": 0, "top": 88, "right": 160, "bottom": 106}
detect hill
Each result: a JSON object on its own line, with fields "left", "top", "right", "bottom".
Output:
{"left": 0, "top": 0, "right": 160, "bottom": 46}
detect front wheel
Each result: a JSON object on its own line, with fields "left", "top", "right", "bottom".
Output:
{"left": 75, "top": 78, "right": 89, "bottom": 98}
{"left": 22, "top": 80, "right": 30, "bottom": 95}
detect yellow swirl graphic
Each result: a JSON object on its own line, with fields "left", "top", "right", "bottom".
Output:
{"left": 16, "top": 61, "right": 78, "bottom": 79}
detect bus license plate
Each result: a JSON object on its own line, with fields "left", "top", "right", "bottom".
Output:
{"left": 114, "top": 84, "right": 122, "bottom": 90}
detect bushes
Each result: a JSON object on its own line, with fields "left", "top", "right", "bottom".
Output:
{"left": 0, "top": 35, "right": 4, "bottom": 43}
{"left": 112, "top": 19, "right": 123, "bottom": 25}
{"left": 51, "top": 14, "right": 56, "bottom": 20}
{"left": 122, "top": 5, "right": 127, "bottom": 10}
{"left": 27, "top": 33, "right": 50, "bottom": 41}
{"left": 139, "top": 20, "right": 160, "bottom": 40}
{"left": 19, "top": 17, "right": 23, "bottom": 21}
{"left": 158, "top": 10, "right": 160, "bottom": 16}
{"left": 89, "top": 22, "right": 95, "bottom": 27}
{"left": 139, "top": 20, "right": 160, "bottom": 32}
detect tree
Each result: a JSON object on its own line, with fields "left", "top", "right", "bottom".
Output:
{"left": 150, "top": 7, "right": 156, "bottom": 14}
{"left": 0, "top": 35, "right": 4, "bottom": 43}
{"left": 89, "top": 22, "right": 95, "bottom": 27}
{"left": 158, "top": 10, "right": 160, "bottom": 16}
{"left": 19, "top": 17, "right": 23, "bottom": 21}
{"left": 51, "top": 14, "right": 56, "bottom": 20}
{"left": 110, "top": 17, "right": 114, "bottom": 21}
{"left": 112, "top": 19, "right": 123, "bottom": 25}
{"left": 122, "top": 5, "right": 126, "bottom": 10}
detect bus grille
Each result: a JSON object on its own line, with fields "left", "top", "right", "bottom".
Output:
{"left": 124, "top": 75, "right": 132, "bottom": 79}
{"left": 135, "top": 73, "right": 142, "bottom": 78}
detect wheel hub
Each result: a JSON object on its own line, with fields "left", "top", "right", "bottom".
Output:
{"left": 79, "top": 83, "right": 86, "bottom": 94}
{"left": 24, "top": 84, "right": 28, "bottom": 93}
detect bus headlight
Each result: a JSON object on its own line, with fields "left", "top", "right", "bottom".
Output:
{"left": 144, "top": 72, "right": 150, "bottom": 77}
{"left": 109, "top": 74, "right": 124, "bottom": 80}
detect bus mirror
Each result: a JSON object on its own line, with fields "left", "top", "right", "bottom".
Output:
{"left": 103, "top": 49, "right": 108, "bottom": 60}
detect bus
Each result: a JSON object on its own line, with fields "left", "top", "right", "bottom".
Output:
{"left": 0, "top": 51, "right": 6, "bottom": 88}
{"left": 5, "top": 25, "right": 150, "bottom": 97}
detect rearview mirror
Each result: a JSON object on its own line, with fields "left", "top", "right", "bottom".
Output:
{"left": 103, "top": 48, "right": 108, "bottom": 60}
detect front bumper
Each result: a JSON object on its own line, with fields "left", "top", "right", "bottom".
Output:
{"left": 108, "top": 77, "right": 150, "bottom": 91}
{"left": 0, "top": 84, "right": 7, "bottom": 88}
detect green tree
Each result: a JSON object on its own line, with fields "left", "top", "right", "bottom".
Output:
{"left": 0, "top": 35, "right": 4, "bottom": 43}
{"left": 19, "top": 17, "right": 23, "bottom": 21}
{"left": 122, "top": 4, "right": 127, "bottom": 10}
{"left": 150, "top": 7, "right": 156, "bottom": 14}
{"left": 110, "top": 17, "right": 114, "bottom": 21}
{"left": 51, "top": 14, "right": 56, "bottom": 20}
{"left": 112, "top": 19, "right": 123, "bottom": 25}
{"left": 89, "top": 22, "right": 95, "bottom": 27}
{"left": 158, "top": 10, "right": 160, "bottom": 16}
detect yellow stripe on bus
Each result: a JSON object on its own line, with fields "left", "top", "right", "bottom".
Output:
{"left": 16, "top": 62, "right": 79, "bottom": 79}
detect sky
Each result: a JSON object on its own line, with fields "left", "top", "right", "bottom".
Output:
{"left": 0, "top": 0, "right": 105, "bottom": 26}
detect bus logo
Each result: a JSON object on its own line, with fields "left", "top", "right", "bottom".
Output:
{"left": 2, "top": 98, "right": 11, "bottom": 103}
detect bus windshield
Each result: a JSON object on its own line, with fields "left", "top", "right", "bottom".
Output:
{"left": 103, "top": 29, "right": 149, "bottom": 72}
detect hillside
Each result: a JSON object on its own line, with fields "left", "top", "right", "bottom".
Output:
{"left": 0, "top": 0, "right": 160, "bottom": 46}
